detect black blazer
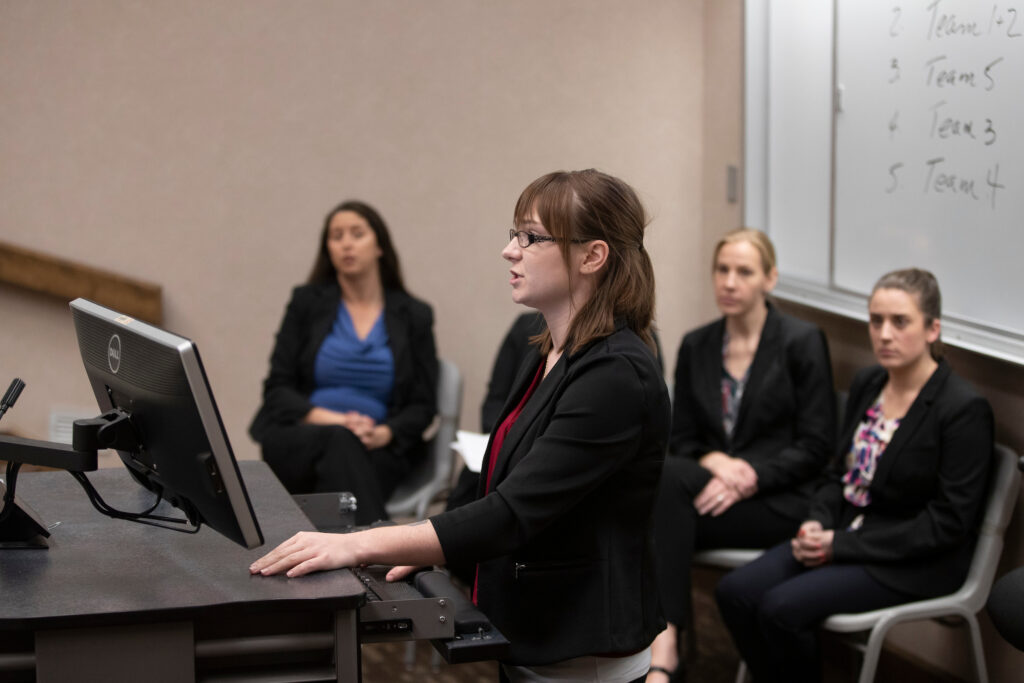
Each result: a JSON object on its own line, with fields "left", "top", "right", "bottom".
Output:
{"left": 808, "top": 361, "right": 994, "bottom": 598}
{"left": 249, "top": 283, "right": 438, "bottom": 461}
{"left": 481, "top": 312, "right": 547, "bottom": 432}
{"left": 431, "top": 324, "right": 671, "bottom": 666}
{"left": 670, "top": 305, "right": 836, "bottom": 518}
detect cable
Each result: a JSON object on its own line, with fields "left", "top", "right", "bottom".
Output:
{"left": 0, "top": 377, "right": 200, "bottom": 536}
{"left": 70, "top": 472, "right": 202, "bottom": 535}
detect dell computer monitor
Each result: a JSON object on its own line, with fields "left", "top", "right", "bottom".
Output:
{"left": 69, "top": 298, "right": 263, "bottom": 549}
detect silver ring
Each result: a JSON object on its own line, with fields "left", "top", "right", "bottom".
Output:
{"left": 717, "top": 494, "right": 725, "bottom": 502}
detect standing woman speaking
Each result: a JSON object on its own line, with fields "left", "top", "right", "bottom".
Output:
{"left": 251, "top": 170, "right": 671, "bottom": 683}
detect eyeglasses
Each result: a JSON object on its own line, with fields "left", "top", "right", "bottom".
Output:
{"left": 508, "top": 228, "right": 587, "bottom": 249}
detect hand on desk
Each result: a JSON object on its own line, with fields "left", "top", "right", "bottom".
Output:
{"left": 250, "top": 520, "right": 445, "bottom": 579}
{"left": 250, "top": 530, "right": 359, "bottom": 578}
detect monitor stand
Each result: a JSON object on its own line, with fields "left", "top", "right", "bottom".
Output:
{"left": 0, "top": 479, "right": 49, "bottom": 548}
{"left": 0, "top": 413, "right": 117, "bottom": 550}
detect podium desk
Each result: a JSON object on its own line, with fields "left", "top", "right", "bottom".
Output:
{"left": 0, "top": 460, "right": 366, "bottom": 683}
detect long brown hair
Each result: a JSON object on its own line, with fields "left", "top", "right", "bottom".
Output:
{"left": 307, "top": 200, "right": 407, "bottom": 293}
{"left": 514, "top": 170, "right": 656, "bottom": 355}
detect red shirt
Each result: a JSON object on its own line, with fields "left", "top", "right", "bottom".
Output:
{"left": 473, "top": 361, "right": 544, "bottom": 603}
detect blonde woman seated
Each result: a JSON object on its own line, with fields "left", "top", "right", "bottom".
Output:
{"left": 649, "top": 229, "right": 836, "bottom": 681}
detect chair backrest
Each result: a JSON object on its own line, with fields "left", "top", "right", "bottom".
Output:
{"left": 958, "top": 444, "right": 1020, "bottom": 612}
{"left": 385, "top": 358, "right": 463, "bottom": 520}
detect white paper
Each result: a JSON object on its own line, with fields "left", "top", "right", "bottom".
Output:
{"left": 452, "top": 430, "right": 490, "bottom": 473}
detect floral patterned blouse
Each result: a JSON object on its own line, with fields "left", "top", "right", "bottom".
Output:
{"left": 841, "top": 391, "right": 901, "bottom": 529}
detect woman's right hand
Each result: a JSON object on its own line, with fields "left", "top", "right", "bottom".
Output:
{"left": 250, "top": 530, "right": 360, "bottom": 578}
{"left": 699, "top": 451, "right": 758, "bottom": 498}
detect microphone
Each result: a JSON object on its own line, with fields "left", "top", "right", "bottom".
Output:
{"left": 0, "top": 378, "right": 25, "bottom": 422}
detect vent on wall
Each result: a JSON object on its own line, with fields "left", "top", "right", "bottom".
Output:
{"left": 48, "top": 409, "right": 87, "bottom": 444}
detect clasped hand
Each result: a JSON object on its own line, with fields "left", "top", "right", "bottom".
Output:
{"left": 694, "top": 452, "right": 758, "bottom": 516}
{"left": 791, "top": 520, "right": 834, "bottom": 567}
{"left": 304, "top": 407, "right": 393, "bottom": 449}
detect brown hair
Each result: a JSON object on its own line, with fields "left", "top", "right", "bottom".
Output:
{"left": 871, "top": 267, "right": 943, "bottom": 360}
{"left": 513, "top": 169, "right": 656, "bottom": 355}
{"left": 307, "top": 200, "right": 406, "bottom": 294}
{"left": 711, "top": 227, "right": 777, "bottom": 274}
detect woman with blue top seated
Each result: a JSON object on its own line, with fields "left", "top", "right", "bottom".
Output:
{"left": 249, "top": 201, "right": 438, "bottom": 526}
{"left": 648, "top": 229, "right": 836, "bottom": 682}
{"left": 715, "top": 268, "right": 994, "bottom": 683}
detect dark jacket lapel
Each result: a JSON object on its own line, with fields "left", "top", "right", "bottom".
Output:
{"left": 870, "top": 360, "right": 950, "bottom": 491}
{"left": 838, "top": 369, "right": 888, "bottom": 459}
{"left": 695, "top": 318, "right": 727, "bottom": 444}
{"left": 731, "top": 305, "right": 782, "bottom": 441}
{"left": 383, "top": 289, "right": 411, "bottom": 384}
{"left": 488, "top": 353, "right": 564, "bottom": 487}
{"left": 305, "top": 283, "right": 342, "bottom": 371}
{"left": 475, "top": 347, "right": 544, "bottom": 496}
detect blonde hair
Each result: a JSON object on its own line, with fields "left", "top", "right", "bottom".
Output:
{"left": 712, "top": 228, "right": 777, "bottom": 275}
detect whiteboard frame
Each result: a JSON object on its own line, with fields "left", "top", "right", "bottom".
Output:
{"left": 745, "top": 0, "right": 1024, "bottom": 367}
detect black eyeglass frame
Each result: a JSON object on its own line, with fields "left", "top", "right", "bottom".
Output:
{"left": 508, "top": 228, "right": 588, "bottom": 248}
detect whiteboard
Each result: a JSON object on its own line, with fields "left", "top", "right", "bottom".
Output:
{"left": 745, "top": 0, "right": 1024, "bottom": 364}
{"left": 835, "top": 0, "right": 1024, "bottom": 336}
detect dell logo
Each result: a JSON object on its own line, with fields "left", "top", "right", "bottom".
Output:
{"left": 108, "top": 334, "right": 122, "bottom": 374}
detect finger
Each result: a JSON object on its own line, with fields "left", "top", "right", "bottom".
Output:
{"left": 256, "top": 537, "right": 320, "bottom": 575}
{"left": 287, "top": 554, "right": 327, "bottom": 578}
{"left": 695, "top": 495, "right": 716, "bottom": 516}
{"left": 250, "top": 535, "right": 302, "bottom": 573}
{"left": 262, "top": 547, "right": 318, "bottom": 576}
{"left": 693, "top": 489, "right": 714, "bottom": 513}
{"left": 386, "top": 565, "right": 419, "bottom": 582}
{"left": 710, "top": 496, "right": 734, "bottom": 517}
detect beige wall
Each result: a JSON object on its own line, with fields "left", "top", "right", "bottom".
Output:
{"left": 1, "top": 0, "right": 707, "bottom": 455}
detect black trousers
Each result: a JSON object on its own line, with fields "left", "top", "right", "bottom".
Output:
{"left": 652, "top": 455, "right": 804, "bottom": 625}
{"left": 260, "top": 423, "right": 409, "bottom": 525}
{"left": 715, "top": 542, "right": 911, "bottom": 683}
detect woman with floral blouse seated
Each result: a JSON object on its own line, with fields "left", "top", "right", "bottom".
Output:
{"left": 715, "top": 268, "right": 994, "bottom": 683}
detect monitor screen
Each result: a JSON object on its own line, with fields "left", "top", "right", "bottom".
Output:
{"left": 69, "top": 298, "right": 263, "bottom": 549}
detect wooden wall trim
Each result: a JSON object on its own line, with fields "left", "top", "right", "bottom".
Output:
{"left": 0, "top": 240, "right": 162, "bottom": 324}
